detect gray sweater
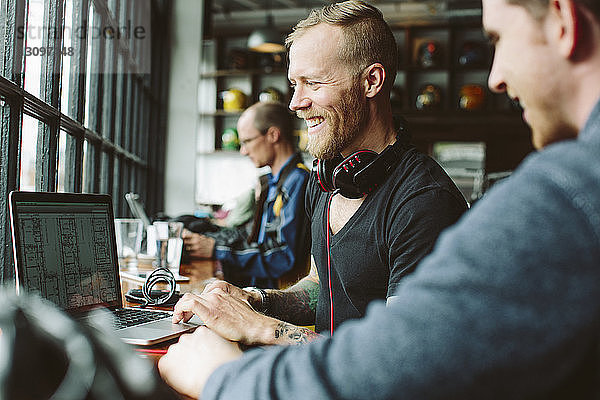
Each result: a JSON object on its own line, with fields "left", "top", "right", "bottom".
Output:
{"left": 202, "top": 99, "right": 600, "bottom": 399}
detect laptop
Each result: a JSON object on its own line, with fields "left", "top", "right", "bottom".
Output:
{"left": 8, "top": 191, "right": 201, "bottom": 346}
{"left": 125, "top": 192, "right": 152, "bottom": 230}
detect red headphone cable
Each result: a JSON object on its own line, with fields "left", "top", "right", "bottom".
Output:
{"left": 326, "top": 190, "right": 338, "bottom": 335}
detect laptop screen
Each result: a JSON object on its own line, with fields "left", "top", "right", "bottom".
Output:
{"left": 9, "top": 192, "right": 122, "bottom": 314}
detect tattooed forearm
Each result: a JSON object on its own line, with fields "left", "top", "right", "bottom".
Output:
{"left": 274, "top": 322, "right": 321, "bottom": 345}
{"left": 265, "top": 279, "right": 319, "bottom": 326}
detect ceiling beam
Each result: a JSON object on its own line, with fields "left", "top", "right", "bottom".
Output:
{"left": 211, "top": 1, "right": 481, "bottom": 33}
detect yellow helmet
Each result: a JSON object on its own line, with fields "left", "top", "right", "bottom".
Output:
{"left": 258, "top": 87, "right": 284, "bottom": 103}
{"left": 222, "top": 88, "right": 247, "bottom": 112}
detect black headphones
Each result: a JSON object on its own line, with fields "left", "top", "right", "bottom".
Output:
{"left": 312, "top": 127, "right": 409, "bottom": 199}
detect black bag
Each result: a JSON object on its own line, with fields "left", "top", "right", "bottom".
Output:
{"left": 0, "top": 289, "right": 179, "bottom": 400}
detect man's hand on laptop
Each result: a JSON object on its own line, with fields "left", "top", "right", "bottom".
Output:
{"left": 172, "top": 290, "right": 282, "bottom": 346}
{"left": 158, "top": 326, "right": 242, "bottom": 399}
{"left": 182, "top": 230, "right": 215, "bottom": 259}
{"left": 203, "top": 280, "right": 263, "bottom": 307}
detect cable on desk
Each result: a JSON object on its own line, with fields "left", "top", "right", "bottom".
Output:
{"left": 128, "top": 268, "right": 176, "bottom": 307}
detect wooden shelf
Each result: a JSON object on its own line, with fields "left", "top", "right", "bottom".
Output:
{"left": 199, "top": 110, "right": 243, "bottom": 117}
{"left": 200, "top": 67, "right": 287, "bottom": 78}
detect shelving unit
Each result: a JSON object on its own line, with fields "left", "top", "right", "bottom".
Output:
{"left": 392, "top": 23, "right": 510, "bottom": 112}
{"left": 198, "top": 66, "right": 290, "bottom": 149}
{"left": 198, "top": 35, "right": 294, "bottom": 153}
{"left": 389, "top": 21, "right": 532, "bottom": 181}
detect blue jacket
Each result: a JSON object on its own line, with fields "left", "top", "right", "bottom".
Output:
{"left": 202, "top": 99, "right": 600, "bottom": 399}
{"left": 213, "top": 154, "right": 310, "bottom": 288}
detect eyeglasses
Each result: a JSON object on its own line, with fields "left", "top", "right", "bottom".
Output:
{"left": 239, "top": 135, "right": 263, "bottom": 147}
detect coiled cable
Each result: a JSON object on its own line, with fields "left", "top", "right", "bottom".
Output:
{"left": 136, "top": 268, "right": 176, "bottom": 307}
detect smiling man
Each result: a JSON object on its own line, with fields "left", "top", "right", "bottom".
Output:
{"left": 486, "top": 0, "right": 584, "bottom": 149}
{"left": 167, "top": 0, "right": 467, "bottom": 348}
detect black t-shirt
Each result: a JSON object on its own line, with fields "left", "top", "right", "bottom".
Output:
{"left": 306, "top": 146, "right": 468, "bottom": 333}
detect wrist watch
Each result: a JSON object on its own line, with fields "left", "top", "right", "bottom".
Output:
{"left": 243, "top": 287, "right": 269, "bottom": 313}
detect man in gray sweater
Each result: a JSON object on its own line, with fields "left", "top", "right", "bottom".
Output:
{"left": 159, "top": 0, "right": 600, "bottom": 398}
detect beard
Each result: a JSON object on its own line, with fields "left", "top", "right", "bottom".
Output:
{"left": 303, "top": 81, "right": 368, "bottom": 160}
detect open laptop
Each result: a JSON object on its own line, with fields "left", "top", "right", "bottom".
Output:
{"left": 8, "top": 191, "right": 201, "bottom": 346}
{"left": 125, "top": 192, "right": 152, "bottom": 230}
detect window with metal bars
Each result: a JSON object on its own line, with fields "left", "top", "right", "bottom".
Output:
{"left": 0, "top": 0, "right": 171, "bottom": 283}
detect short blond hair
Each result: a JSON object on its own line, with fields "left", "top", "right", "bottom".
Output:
{"left": 285, "top": 0, "right": 397, "bottom": 93}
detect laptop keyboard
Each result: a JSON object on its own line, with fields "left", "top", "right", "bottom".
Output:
{"left": 113, "top": 308, "right": 172, "bottom": 330}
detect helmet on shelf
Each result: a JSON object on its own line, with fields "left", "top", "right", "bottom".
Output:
{"left": 459, "top": 84, "right": 486, "bottom": 111}
{"left": 458, "top": 41, "right": 488, "bottom": 67}
{"left": 416, "top": 84, "right": 442, "bottom": 110}
{"left": 417, "top": 40, "right": 443, "bottom": 68}
{"left": 227, "top": 48, "right": 251, "bottom": 70}
{"left": 221, "top": 128, "right": 240, "bottom": 150}
{"left": 258, "top": 87, "right": 284, "bottom": 103}
{"left": 222, "top": 88, "right": 247, "bottom": 112}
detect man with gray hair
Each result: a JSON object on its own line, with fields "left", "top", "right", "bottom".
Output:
{"left": 183, "top": 101, "right": 311, "bottom": 289}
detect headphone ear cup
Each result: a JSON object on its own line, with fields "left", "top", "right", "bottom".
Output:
{"left": 332, "top": 150, "right": 378, "bottom": 198}
{"left": 313, "top": 157, "right": 339, "bottom": 192}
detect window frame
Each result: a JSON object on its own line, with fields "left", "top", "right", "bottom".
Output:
{"left": 0, "top": 0, "right": 171, "bottom": 283}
